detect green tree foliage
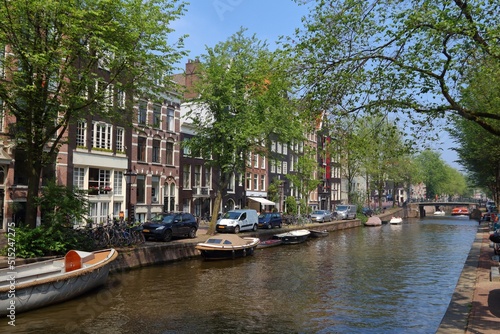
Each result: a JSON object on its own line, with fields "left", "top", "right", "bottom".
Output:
{"left": 2, "top": 182, "right": 94, "bottom": 258}
{"left": 285, "top": 145, "right": 323, "bottom": 215}
{"left": 289, "top": 0, "right": 500, "bottom": 138}
{"left": 185, "top": 29, "right": 305, "bottom": 234}
{"left": 448, "top": 59, "right": 500, "bottom": 202}
{"left": 414, "top": 149, "right": 467, "bottom": 199}
{"left": 0, "top": 0, "right": 187, "bottom": 227}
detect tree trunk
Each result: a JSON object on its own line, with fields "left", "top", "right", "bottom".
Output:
{"left": 25, "top": 160, "right": 42, "bottom": 229}
{"left": 207, "top": 189, "right": 223, "bottom": 235}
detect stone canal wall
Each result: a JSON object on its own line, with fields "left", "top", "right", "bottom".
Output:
{"left": 109, "top": 218, "right": 363, "bottom": 273}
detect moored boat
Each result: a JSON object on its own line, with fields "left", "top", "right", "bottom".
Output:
{"left": 309, "top": 229, "right": 329, "bottom": 237}
{"left": 434, "top": 210, "right": 445, "bottom": 216}
{"left": 195, "top": 234, "right": 260, "bottom": 260}
{"left": 0, "top": 249, "right": 118, "bottom": 315}
{"left": 364, "top": 216, "right": 382, "bottom": 226}
{"left": 256, "top": 239, "right": 283, "bottom": 249}
{"left": 273, "top": 229, "right": 311, "bottom": 244}
{"left": 389, "top": 217, "right": 403, "bottom": 224}
{"left": 451, "top": 207, "right": 470, "bottom": 216}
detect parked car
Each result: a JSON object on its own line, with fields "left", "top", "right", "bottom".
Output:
{"left": 362, "top": 207, "right": 373, "bottom": 217}
{"left": 142, "top": 212, "right": 198, "bottom": 242}
{"left": 216, "top": 209, "right": 258, "bottom": 233}
{"left": 258, "top": 212, "right": 283, "bottom": 229}
{"left": 310, "top": 210, "right": 333, "bottom": 223}
{"left": 335, "top": 205, "right": 357, "bottom": 220}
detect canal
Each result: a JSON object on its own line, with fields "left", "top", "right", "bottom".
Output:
{"left": 11, "top": 217, "right": 478, "bottom": 334}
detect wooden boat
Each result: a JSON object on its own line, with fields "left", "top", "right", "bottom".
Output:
{"left": 0, "top": 249, "right": 118, "bottom": 315}
{"left": 256, "top": 239, "right": 283, "bottom": 249}
{"left": 451, "top": 207, "right": 470, "bottom": 216}
{"left": 309, "top": 229, "right": 329, "bottom": 238}
{"left": 273, "top": 229, "right": 311, "bottom": 244}
{"left": 195, "top": 234, "right": 260, "bottom": 260}
{"left": 389, "top": 217, "right": 403, "bottom": 224}
{"left": 364, "top": 216, "right": 382, "bottom": 226}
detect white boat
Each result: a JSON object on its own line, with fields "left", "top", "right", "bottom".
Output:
{"left": 389, "top": 217, "right": 403, "bottom": 224}
{"left": 273, "top": 229, "right": 311, "bottom": 244}
{"left": 0, "top": 249, "right": 118, "bottom": 315}
{"left": 434, "top": 210, "right": 445, "bottom": 216}
{"left": 195, "top": 234, "right": 260, "bottom": 260}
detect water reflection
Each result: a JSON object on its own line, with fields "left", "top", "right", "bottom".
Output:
{"left": 9, "top": 217, "right": 477, "bottom": 333}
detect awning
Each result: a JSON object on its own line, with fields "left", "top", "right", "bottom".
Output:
{"left": 248, "top": 197, "right": 276, "bottom": 206}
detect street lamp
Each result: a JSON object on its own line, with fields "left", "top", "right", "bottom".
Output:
{"left": 124, "top": 169, "right": 137, "bottom": 222}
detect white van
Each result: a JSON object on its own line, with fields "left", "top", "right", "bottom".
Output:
{"left": 335, "top": 205, "right": 357, "bottom": 220}
{"left": 216, "top": 209, "right": 258, "bottom": 233}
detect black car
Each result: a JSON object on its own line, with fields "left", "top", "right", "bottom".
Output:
{"left": 258, "top": 212, "right": 283, "bottom": 229}
{"left": 142, "top": 212, "right": 198, "bottom": 242}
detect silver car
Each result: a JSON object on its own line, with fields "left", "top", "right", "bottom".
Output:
{"left": 310, "top": 210, "right": 333, "bottom": 223}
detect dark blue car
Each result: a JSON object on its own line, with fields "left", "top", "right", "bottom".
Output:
{"left": 257, "top": 212, "right": 282, "bottom": 229}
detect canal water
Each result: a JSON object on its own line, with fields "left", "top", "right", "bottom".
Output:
{"left": 9, "top": 217, "right": 478, "bottom": 334}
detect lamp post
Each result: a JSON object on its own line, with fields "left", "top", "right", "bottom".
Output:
{"left": 124, "top": 169, "right": 137, "bottom": 222}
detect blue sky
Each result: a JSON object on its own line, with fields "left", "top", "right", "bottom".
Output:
{"left": 171, "top": 0, "right": 461, "bottom": 170}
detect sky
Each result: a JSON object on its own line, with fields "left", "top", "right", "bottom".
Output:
{"left": 171, "top": 0, "right": 461, "bottom": 170}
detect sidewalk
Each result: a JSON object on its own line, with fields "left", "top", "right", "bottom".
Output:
{"left": 438, "top": 224, "right": 500, "bottom": 333}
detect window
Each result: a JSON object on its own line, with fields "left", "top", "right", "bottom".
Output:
{"left": 283, "top": 144, "right": 288, "bottom": 155}
{"left": 138, "top": 136, "right": 147, "bottom": 161}
{"left": 277, "top": 161, "right": 282, "bottom": 174}
{"left": 246, "top": 172, "right": 251, "bottom": 190}
{"left": 73, "top": 167, "right": 85, "bottom": 189}
{"left": 183, "top": 165, "right": 191, "bottom": 189}
{"left": 260, "top": 175, "right": 265, "bottom": 191}
{"left": 194, "top": 165, "right": 201, "bottom": 188}
{"left": 167, "top": 107, "right": 174, "bottom": 131}
{"left": 117, "top": 89, "right": 126, "bottom": 109}
{"left": 92, "top": 122, "right": 112, "bottom": 150}
{"left": 136, "top": 175, "right": 145, "bottom": 204}
{"left": 153, "top": 104, "right": 161, "bottom": 128}
{"left": 253, "top": 174, "right": 258, "bottom": 190}
{"left": 165, "top": 183, "right": 176, "bottom": 211}
{"left": 152, "top": 139, "right": 161, "bottom": 163}
{"left": 227, "top": 173, "right": 235, "bottom": 192}
{"left": 283, "top": 161, "right": 288, "bottom": 175}
{"left": 166, "top": 141, "right": 174, "bottom": 165}
{"left": 254, "top": 154, "right": 259, "bottom": 168}
{"left": 116, "top": 127, "right": 124, "bottom": 152}
{"left": 270, "top": 160, "right": 275, "bottom": 173}
{"left": 138, "top": 101, "right": 147, "bottom": 125}
{"left": 76, "top": 121, "right": 86, "bottom": 147}
{"left": 205, "top": 167, "right": 211, "bottom": 188}
{"left": 151, "top": 176, "right": 159, "bottom": 203}
{"left": 114, "top": 171, "right": 123, "bottom": 195}
{"left": 277, "top": 142, "right": 282, "bottom": 154}
{"left": 261, "top": 155, "right": 265, "bottom": 169}
{"left": 14, "top": 149, "right": 29, "bottom": 185}
{"left": 88, "top": 168, "right": 111, "bottom": 190}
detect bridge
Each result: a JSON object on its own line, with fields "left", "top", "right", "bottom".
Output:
{"left": 406, "top": 201, "right": 481, "bottom": 219}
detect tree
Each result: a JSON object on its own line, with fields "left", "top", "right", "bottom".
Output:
{"left": 289, "top": 0, "right": 500, "bottom": 138}
{"left": 414, "top": 149, "right": 459, "bottom": 199}
{"left": 0, "top": 0, "right": 187, "bottom": 227}
{"left": 285, "top": 145, "right": 323, "bottom": 215}
{"left": 447, "top": 57, "right": 500, "bottom": 203}
{"left": 185, "top": 29, "right": 305, "bottom": 235}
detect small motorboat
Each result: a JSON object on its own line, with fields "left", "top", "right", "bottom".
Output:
{"left": 451, "top": 207, "right": 470, "bottom": 217}
{"left": 0, "top": 249, "right": 118, "bottom": 315}
{"left": 364, "top": 216, "right": 382, "bottom": 226}
{"left": 256, "top": 239, "right": 283, "bottom": 249}
{"left": 195, "top": 234, "right": 260, "bottom": 260}
{"left": 389, "top": 217, "right": 403, "bottom": 224}
{"left": 273, "top": 229, "right": 311, "bottom": 244}
{"left": 309, "top": 229, "right": 329, "bottom": 238}
{"left": 434, "top": 210, "right": 445, "bottom": 216}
